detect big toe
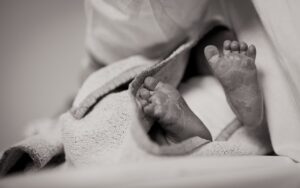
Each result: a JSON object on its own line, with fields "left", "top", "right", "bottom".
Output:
{"left": 204, "top": 45, "right": 220, "bottom": 65}
{"left": 137, "top": 87, "right": 151, "bottom": 100}
{"left": 144, "top": 76, "right": 159, "bottom": 90}
{"left": 247, "top": 45, "right": 256, "bottom": 60}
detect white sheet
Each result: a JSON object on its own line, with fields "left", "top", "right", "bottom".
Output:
{"left": 85, "top": 0, "right": 227, "bottom": 64}
{"left": 252, "top": 0, "right": 300, "bottom": 163}
{"left": 1, "top": 156, "right": 299, "bottom": 188}
{"left": 223, "top": 0, "right": 300, "bottom": 162}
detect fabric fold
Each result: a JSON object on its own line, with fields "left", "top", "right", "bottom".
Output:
{"left": 0, "top": 133, "right": 63, "bottom": 176}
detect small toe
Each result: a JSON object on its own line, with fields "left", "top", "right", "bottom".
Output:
{"left": 239, "top": 42, "right": 248, "bottom": 55}
{"left": 247, "top": 45, "right": 256, "bottom": 60}
{"left": 223, "top": 40, "right": 231, "bottom": 55}
{"left": 149, "top": 94, "right": 160, "bottom": 105}
{"left": 230, "top": 41, "right": 240, "bottom": 53}
{"left": 204, "top": 45, "right": 220, "bottom": 65}
{"left": 143, "top": 103, "right": 155, "bottom": 116}
{"left": 144, "top": 77, "right": 159, "bottom": 91}
{"left": 139, "top": 99, "right": 148, "bottom": 106}
{"left": 138, "top": 87, "right": 151, "bottom": 100}
{"left": 136, "top": 97, "right": 148, "bottom": 108}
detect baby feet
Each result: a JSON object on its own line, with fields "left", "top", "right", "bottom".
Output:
{"left": 204, "top": 40, "right": 263, "bottom": 128}
{"left": 136, "top": 77, "right": 212, "bottom": 143}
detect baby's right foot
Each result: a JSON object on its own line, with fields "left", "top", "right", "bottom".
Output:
{"left": 204, "top": 41, "right": 263, "bottom": 128}
{"left": 136, "top": 77, "right": 212, "bottom": 143}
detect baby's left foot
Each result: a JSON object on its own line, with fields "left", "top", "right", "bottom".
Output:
{"left": 136, "top": 77, "right": 212, "bottom": 143}
{"left": 204, "top": 41, "right": 263, "bottom": 128}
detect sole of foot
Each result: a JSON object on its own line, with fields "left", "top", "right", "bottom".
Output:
{"left": 204, "top": 40, "right": 263, "bottom": 128}
{"left": 136, "top": 76, "right": 212, "bottom": 143}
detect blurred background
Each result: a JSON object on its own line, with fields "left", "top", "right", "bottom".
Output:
{"left": 0, "top": 0, "right": 85, "bottom": 150}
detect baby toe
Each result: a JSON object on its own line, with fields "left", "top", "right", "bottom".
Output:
{"left": 230, "top": 41, "right": 240, "bottom": 53}
{"left": 139, "top": 99, "right": 148, "bottom": 106}
{"left": 144, "top": 76, "right": 159, "bottom": 91}
{"left": 138, "top": 87, "right": 151, "bottom": 100}
{"left": 149, "top": 94, "right": 161, "bottom": 105}
{"left": 204, "top": 45, "right": 220, "bottom": 66}
{"left": 143, "top": 103, "right": 155, "bottom": 116}
{"left": 239, "top": 41, "right": 248, "bottom": 55}
{"left": 247, "top": 45, "right": 256, "bottom": 60}
{"left": 223, "top": 40, "right": 231, "bottom": 55}
{"left": 136, "top": 97, "right": 148, "bottom": 109}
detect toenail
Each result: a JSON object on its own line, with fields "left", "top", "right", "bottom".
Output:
{"left": 224, "top": 40, "right": 231, "bottom": 49}
{"left": 231, "top": 41, "right": 239, "bottom": 49}
{"left": 240, "top": 42, "right": 248, "bottom": 51}
{"left": 144, "top": 77, "right": 159, "bottom": 90}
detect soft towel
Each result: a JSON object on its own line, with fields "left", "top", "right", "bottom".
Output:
{"left": 0, "top": 56, "right": 156, "bottom": 176}
{"left": 0, "top": 119, "right": 63, "bottom": 176}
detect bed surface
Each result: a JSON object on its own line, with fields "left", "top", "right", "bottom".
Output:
{"left": 1, "top": 156, "right": 299, "bottom": 188}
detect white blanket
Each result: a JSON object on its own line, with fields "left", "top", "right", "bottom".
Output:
{"left": 223, "top": 0, "right": 300, "bottom": 162}
{"left": 1, "top": 156, "right": 300, "bottom": 188}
